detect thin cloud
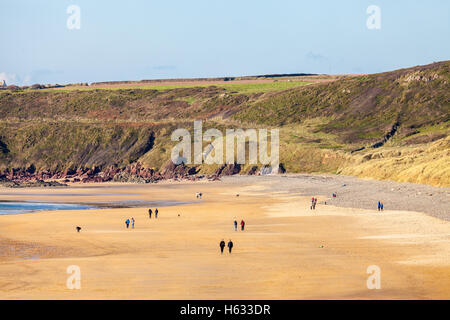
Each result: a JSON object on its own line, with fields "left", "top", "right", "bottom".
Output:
{"left": 306, "top": 52, "right": 327, "bottom": 61}
{"left": 152, "top": 65, "right": 177, "bottom": 71}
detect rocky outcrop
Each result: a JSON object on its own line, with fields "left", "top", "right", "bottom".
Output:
{"left": 246, "top": 166, "right": 258, "bottom": 175}
{"left": 370, "top": 121, "right": 400, "bottom": 149}
{"left": 403, "top": 72, "right": 439, "bottom": 83}
{"left": 351, "top": 121, "right": 401, "bottom": 153}
{"left": 0, "top": 160, "right": 279, "bottom": 186}
{"left": 212, "top": 164, "right": 241, "bottom": 178}
{"left": 0, "top": 175, "right": 67, "bottom": 188}
{"left": 0, "top": 161, "right": 205, "bottom": 185}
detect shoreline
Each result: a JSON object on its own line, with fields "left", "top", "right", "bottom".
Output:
{"left": 0, "top": 198, "right": 199, "bottom": 216}
{"left": 1, "top": 173, "right": 448, "bottom": 220}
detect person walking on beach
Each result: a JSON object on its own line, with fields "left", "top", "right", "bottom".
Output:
{"left": 155, "top": 208, "right": 158, "bottom": 219}
{"left": 380, "top": 203, "right": 384, "bottom": 211}
{"left": 125, "top": 218, "right": 130, "bottom": 229}
{"left": 311, "top": 197, "right": 317, "bottom": 210}
{"left": 234, "top": 220, "right": 238, "bottom": 231}
{"left": 228, "top": 240, "right": 234, "bottom": 253}
{"left": 377, "top": 201, "right": 381, "bottom": 211}
{"left": 311, "top": 197, "right": 315, "bottom": 210}
{"left": 148, "top": 208, "right": 152, "bottom": 218}
{"left": 240, "top": 219, "right": 245, "bottom": 231}
{"left": 219, "top": 239, "right": 226, "bottom": 254}
{"left": 131, "top": 217, "right": 135, "bottom": 229}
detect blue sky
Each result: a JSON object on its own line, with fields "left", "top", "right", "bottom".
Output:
{"left": 1, "top": 0, "right": 449, "bottom": 85}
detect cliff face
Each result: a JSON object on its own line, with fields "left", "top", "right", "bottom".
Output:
{"left": 0, "top": 61, "right": 448, "bottom": 186}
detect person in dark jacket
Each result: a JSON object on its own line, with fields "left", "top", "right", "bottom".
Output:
{"left": 228, "top": 240, "right": 234, "bottom": 253}
{"left": 148, "top": 208, "right": 152, "bottom": 218}
{"left": 219, "top": 240, "right": 226, "bottom": 254}
{"left": 155, "top": 208, "right": 158, "bottom": 218}
{"left": 234, "top": 220, "right": 238, "bottom": 231}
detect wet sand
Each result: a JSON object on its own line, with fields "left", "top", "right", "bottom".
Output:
{"left": 0, "top": 176, "right": 449, "bottom": 299}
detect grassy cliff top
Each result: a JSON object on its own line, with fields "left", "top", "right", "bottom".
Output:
{"left": 0, "top": 61, "right": 449, "bottom": 186}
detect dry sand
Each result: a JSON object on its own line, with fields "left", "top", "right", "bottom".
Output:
{"left": 0, "top": 175, "right": 449, "bottom": 299}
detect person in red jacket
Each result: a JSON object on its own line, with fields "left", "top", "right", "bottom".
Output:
{"left": 240, "top": 219, "right": 245, "bottom": 231}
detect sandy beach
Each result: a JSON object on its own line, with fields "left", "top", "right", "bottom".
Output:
{"left": 0, "top": 175, "right": 449, "bottom": 299}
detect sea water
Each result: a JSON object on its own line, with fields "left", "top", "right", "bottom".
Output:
{"left": 0, "top": 199, "right": 197, "bottom": 215}
{"left": 0, "top": 201, "right": 95, "bottom": 215}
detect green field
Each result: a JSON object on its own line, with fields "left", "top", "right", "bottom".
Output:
{"left": 35, "top": 80, "right": 311, "bottom": 95}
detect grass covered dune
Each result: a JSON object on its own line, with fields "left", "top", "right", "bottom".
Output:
{"left": 0, "top": 61, "right": 449, "bottom": 186}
